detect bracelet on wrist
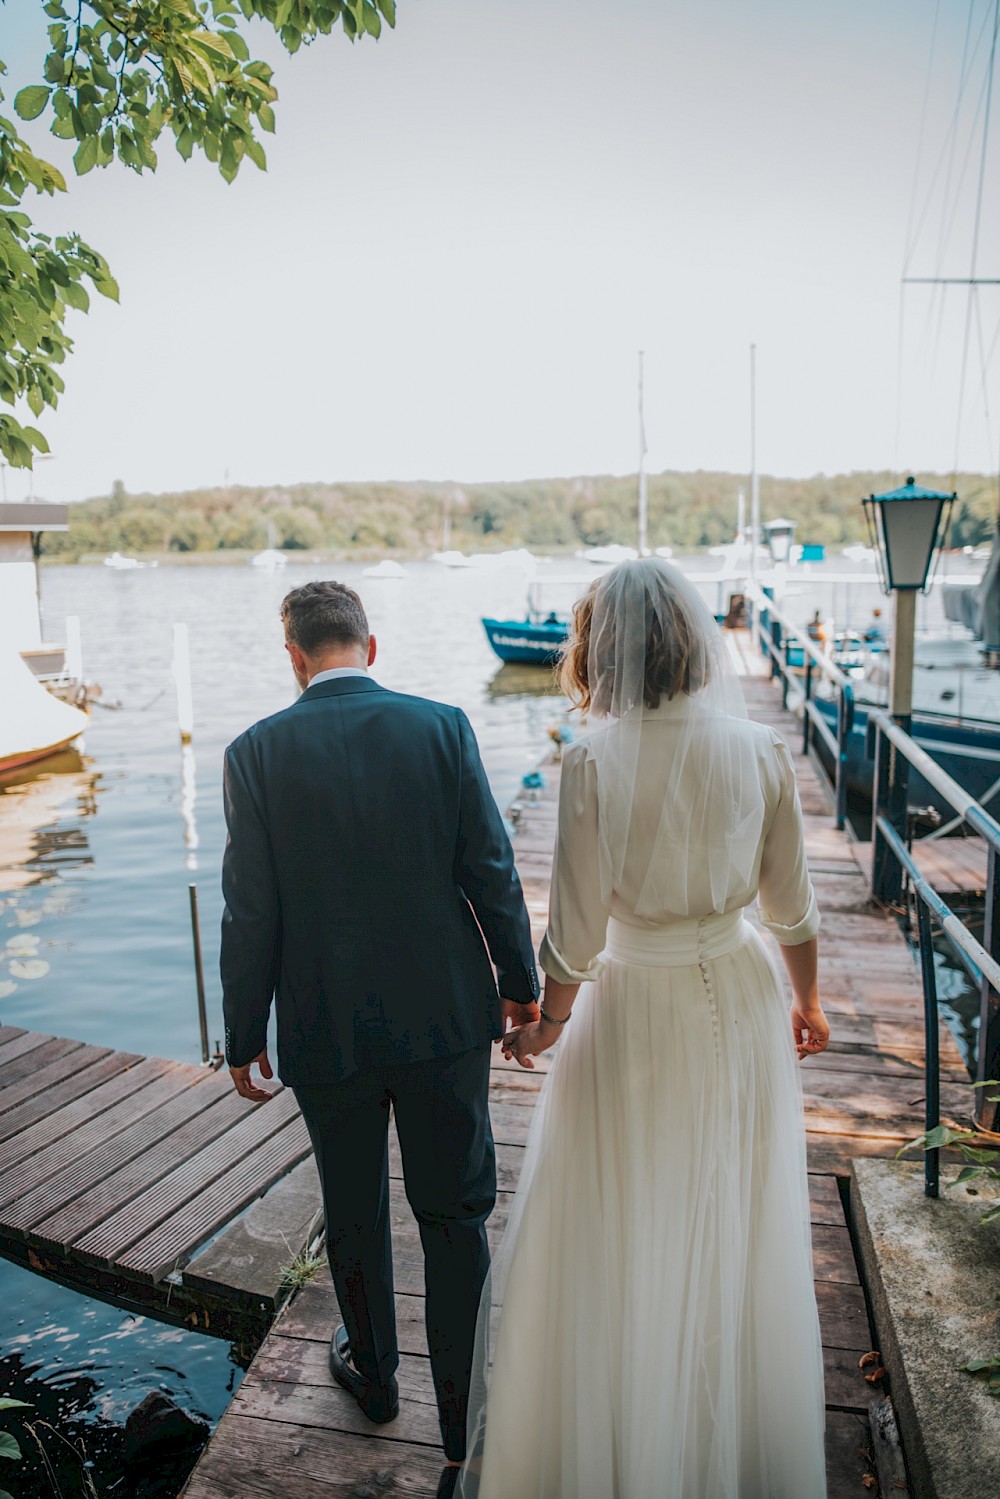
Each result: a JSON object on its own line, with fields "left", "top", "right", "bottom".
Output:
{"left": 539, "top": 1004, "right": 571, "bottom": 1027}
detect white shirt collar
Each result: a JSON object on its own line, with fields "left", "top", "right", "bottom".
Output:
{"left": 308, "top": 667, "right": 371, "bottom": 686}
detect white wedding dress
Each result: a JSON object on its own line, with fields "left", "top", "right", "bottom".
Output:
{"left": 460, "top": 711, "right": 827, "bottom": 1499}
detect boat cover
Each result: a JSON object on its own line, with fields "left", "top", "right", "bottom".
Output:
{"left": 943, "top": 523, "right": 1000, "bottom": 650}
{"left": 0, "top": 649, "right": 87, "bottom": 766}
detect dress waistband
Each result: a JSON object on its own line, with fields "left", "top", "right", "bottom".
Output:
{"left": 603, "top": 910, "right": 750, "bottom": 967}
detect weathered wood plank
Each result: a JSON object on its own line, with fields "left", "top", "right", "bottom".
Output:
{"left": 75, "top": 1087, "right": 301, "bottom": 1272}
{"left": 183, "top": 1414, "right": 446, "bottom": 1499}
{"left": 183, "top": 1156, "right": 324, "bottom": 1314}
{"left": 119, "top": 1114, "right": 313, "bottom": 1283}
{"left": 0, "top": 1043, "right": 115, "bottom": 1122}
{"left": 0, "top": 1034, "right": 83, "bottom": 1088}
{"left": 33, "top": 1080, "right": 248, "bottom": 1251}
{"left": 0, "top": 1051, "right": 149, "bottom": 1177}
{"left": 3, "top": 1066, "right": 221, "bottom": 1235}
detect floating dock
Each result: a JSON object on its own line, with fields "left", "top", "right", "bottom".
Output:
{"left": 0, "top": 1030, "right": 321, "bottom": 1344}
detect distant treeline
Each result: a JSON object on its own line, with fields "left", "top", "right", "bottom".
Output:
{"left": 40, "top": 469, "right": 1000, "bottom": 561}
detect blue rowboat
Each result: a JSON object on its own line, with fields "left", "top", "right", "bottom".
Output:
{"left": 481, "top": 616, "right": 567, "bottom": 666}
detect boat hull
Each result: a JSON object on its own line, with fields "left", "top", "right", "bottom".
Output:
{"left": 812, "top": 698, "right": 1000, "bottom": 816}
{"left": 481, "top": 618, "right": 567, "bottom": 666}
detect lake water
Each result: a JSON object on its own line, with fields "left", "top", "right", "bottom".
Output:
{"left": 0, "top": 552, "right": 973, "bottom": 1494}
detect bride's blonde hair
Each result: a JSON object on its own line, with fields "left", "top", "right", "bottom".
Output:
{"left": 559, "top": 567, "right": 708, "bottom": 714}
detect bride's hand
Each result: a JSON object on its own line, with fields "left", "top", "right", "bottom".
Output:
{"left": 791, "top": 1001, "right": 829, "bottom": 1061}
{"left": 502, "top": 1020, "right": 560, "bottom": 1069}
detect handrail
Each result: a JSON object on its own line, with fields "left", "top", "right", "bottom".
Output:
{"left": 743, "top": 581, "right": 854, "bottom": 691}
{"left": 744, "top": 582, "right": 1000, "bottom": 1198}
{"left": 867, "top": 706, "right": 1000, "bottom": 840}
{"left": 743, "top": 580, "right": 855, "bottom": 831}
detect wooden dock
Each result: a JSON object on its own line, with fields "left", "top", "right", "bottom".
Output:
{"left": 185, "top": 643, "right": 973, "bottom": 1498}
{"left": 0, "top": 1028, "right": 322, "bottom": 1343}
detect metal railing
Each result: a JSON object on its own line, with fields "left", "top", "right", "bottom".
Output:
{"left": 744, "top": 583, "right": 855, "bottom": 831}
{"left": 743, "top": 582, "right": 1000, "bottom": 1196}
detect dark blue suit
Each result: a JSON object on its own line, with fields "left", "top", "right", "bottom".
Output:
{"left": 220, "top": 673, "right": 538, "bottom": 1458}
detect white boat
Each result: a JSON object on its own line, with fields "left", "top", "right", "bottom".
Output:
{"left": 363, "top": 560, "right": 408, "bottom": 579}
{"left": 584, "top": 543, "right": 639, "bottom": 566}
{"left": 103, "top": 551, "right": 142, "bottom": 570}
{"left": 250, "top": 548, "right": 287, "bottom": 571}
{"left": 0, "top": 649, "right": 88, "bottom": 776}
{"left": 429, "top": 550, "right": 474, "bottom": 568}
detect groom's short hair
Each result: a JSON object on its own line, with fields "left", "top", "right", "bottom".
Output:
{"left": 281, "top": 580, "right": 369, "bottom": 655}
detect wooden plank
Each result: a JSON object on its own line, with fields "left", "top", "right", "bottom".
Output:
{"left": 1, "top": 1065, "right": 218, "bottom": 1234}
{"left": 825, "top": 1411, "right": 877, "bottom": 1499}
{"left": 0, "top": 1043, "right": 115, "bottom": 1120}
{"left": 183, "top": 1414, "right": 446, "bottom": 1499}
{"left": 0, "top": 1025, "right": 26, "bottom": 1048}
{"left": 183, "top": 1156, "right": 323, "bottom": 1313}
{"left": 33, "top": 1080, "right": 250, "bottom": 1251}
{"left": 0, "top": 1048, "right": 145, "bottom": 1146}
{"left": 0, "top": 1051, "right": 151, "bottom": 1178}
{"left": 119, "top": 1114, "right": 314, "bottom": 1282}
{"left": 0, "top": 1027, "right": 54, "bottom": 1069}
{"left": 74, "top": 1086, "right": 300, "bottom": 1269}
{"left": 0, "top": 1034, "right": 82, "bottom": 1088}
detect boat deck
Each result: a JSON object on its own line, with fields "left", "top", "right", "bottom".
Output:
{"left": 184, "top": 648, "right": 968, "bottom": 1497}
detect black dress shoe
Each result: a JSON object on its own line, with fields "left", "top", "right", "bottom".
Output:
{"left": 436, "top": 1465, "right": 461, "bottom": 1499}
{"left": 329, "top": 1325, "right": 399, "bottom": 1423}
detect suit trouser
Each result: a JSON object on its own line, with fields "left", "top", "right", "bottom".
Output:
{"left": 294, "top": 1046, "right": 495, "bottom": 1462}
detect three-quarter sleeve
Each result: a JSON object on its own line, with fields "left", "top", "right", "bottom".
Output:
{"left": 539, "top": 742, "right": 611, "bottom": 983}
{"left": 757, "top": 737, "right": 821, "bottom": 945}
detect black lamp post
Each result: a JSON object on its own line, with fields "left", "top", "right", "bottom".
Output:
{"left": 863, "top": 477, "right": 955, "bottom": 909}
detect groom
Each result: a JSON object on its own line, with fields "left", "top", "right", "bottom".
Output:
{"left": 221, "top": 579, "right": 539, "bottom": 1495}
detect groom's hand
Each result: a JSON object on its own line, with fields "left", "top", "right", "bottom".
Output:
{"left": 229, "top": 1047, "right": 274, "bottom": 1102}
{"left": 499, "top": 998, "right": 540, "bottom": 1039}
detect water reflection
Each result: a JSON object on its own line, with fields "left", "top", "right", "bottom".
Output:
{"left": 179, "top": 743, "right": 199, "bottom": 871}
{"left": 0, "top": 749, "right": 98, "bottom": 895}
{"left": 486, "top": 662, "right": 563, "bottom": 698}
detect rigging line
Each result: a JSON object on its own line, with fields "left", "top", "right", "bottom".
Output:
{"left": 935, "top": 44, "right": 993, "bottom": 283}
{"left": 953, "top": 0, "right": 1000, "bottom": 474}
{"left": 930, "top": 0, "right": 985, "bottom": 280}
{"left": 973, "top": 290, "right": 995, "bottom": 461}
{"left": 902, "top": 0, "right": 942, "bottom": 276}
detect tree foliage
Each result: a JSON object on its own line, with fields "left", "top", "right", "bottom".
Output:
{"left": 1, "top": 0, "right": 395, "bottom": 467}
{"left": 39, "top": 467, "right": 1000, "bottom": 562}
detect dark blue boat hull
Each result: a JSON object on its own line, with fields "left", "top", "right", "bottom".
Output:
{"left": 482, "top": 618, "right": 567, "bottom": 666}
{"left": 812, "top": 698, "right": 1000, "bottom": 816}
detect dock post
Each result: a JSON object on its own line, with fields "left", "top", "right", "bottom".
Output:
{"left": 188, "top": 883, "right": 210, "bottom": 1065}
{"left": 976, "top": 845, "right": 1000, "bottom": 1132}
{"left": 802, "top": 655, "right": 813, "bottom": 756}
{"left": 871, "top": 724, "right": 907, "bottom": 907}
{"left": 915, "top": 895, "right": 941, "bottom": 1197}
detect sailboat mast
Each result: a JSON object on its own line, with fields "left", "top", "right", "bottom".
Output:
{"left": 638, "top": 350, "right": 649, "bottom": 556}
{"left": 749, "top": 343, "right": 760, "bottom": 580}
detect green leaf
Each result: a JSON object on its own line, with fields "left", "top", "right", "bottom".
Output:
{"left": 377, "top": 0, "right": 396, "bottom": 24}
{"left": 23, "top": 426, "right": 51, "bottom": 455}
{"left": 0, "top": 1433, "right": 20, "bottom": 1461}
{"left": 92, "top": 272, "right": 120, "bottom": 304}
{"left": 62, "top": 280, "right": 90, "bottom": 313}
{"left": 962, "top": 1357, "right": 1000, "bottom": 1373}
{"left": 73, "top": 136, "right": 99, "bottom": 176}
{"left": 258, "top": 101, "right": 276, "bottom": 133}
{"left": 15, "top": 86, "right": 52, "bottom": 121}
{"left": 245, "top": 136, "right": 266, "bottom": 170}
{"left": 0, "top": 1399, "right": 31, "bottom": 1412}
{"left": 27, "top": 387, "right": 44, "bottom": 418}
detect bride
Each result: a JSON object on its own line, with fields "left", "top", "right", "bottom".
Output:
{"left": 458, "top": 558, "right": 829, "bottom": 1499}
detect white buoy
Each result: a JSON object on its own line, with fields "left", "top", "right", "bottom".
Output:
{"left": 65, "top": 615, "right": 83, "bottom": 682}
{"left": 172, "top": 623, "right": 194, "bottom": 744}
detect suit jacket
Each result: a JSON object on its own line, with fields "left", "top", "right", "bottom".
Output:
{"left": 220, "top": 675, "right": 539, "bottom": 1084}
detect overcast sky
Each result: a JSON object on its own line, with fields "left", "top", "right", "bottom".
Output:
{"left": 3, "top": 0, "right": 999, "bottom": 505}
